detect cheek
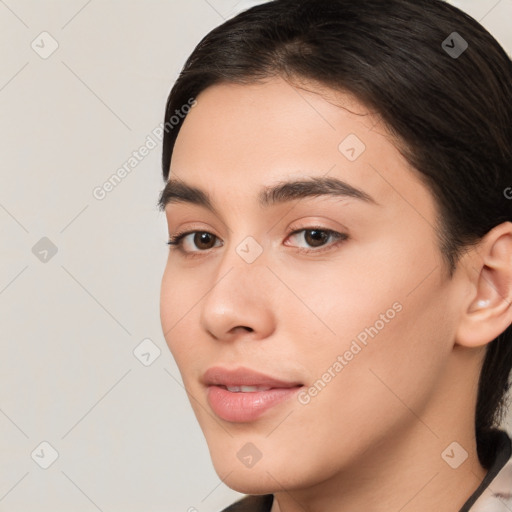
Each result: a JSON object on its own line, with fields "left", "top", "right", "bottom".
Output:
{"left": 159, "top": 259, "right": 198, "bottom": 362}
{"left": 286, "top": 230, "right": 451, "bottom": 417}
{"left": 268, "top": 283, "right": 453, "bottom": 487}
{"left": 268, "top": 240, "right": 411, "bottom": 348}
{"left": 303, "top": 265, "right": 452, "bottom": 432}
{"left": 160, "top": 258, "right": 221, "bottom": 393}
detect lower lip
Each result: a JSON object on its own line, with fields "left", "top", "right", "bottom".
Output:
{"left": 206, "top": 385, "right": 302, "bottom": 422}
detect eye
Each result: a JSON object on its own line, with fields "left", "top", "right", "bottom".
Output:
{"left": 285, "top": 228, "right": 348, "bottom": 253}
{"left": 167, "top": 231, "right": 222, "bottom": 253}
{"left": 167, "top": 227, "right": 348, "bottom": 257}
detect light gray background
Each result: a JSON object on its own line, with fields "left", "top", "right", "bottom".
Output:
{"left": 1, "top": 1, "right": 511, "bottom": 511}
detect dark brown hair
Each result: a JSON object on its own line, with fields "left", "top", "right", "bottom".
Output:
{"left": 159, "top": 0, "right": 512, "bottom": 467}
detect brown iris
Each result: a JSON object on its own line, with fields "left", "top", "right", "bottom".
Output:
{"left": 194, "top": 232, "right": 217, "bottom": 250}
{"left": 303, "top": 229, "right": 330, "bottom": 247}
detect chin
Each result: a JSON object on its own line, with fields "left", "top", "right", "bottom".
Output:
{"left": 222, "top": 475, "right": 276, "bottom": 495}
{"left": 208, "top": 442, "right": 311, "bottom": 495}
{"left": 205, "top": 442, "right": 273, "bottom": 491}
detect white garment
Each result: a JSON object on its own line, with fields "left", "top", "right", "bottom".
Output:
{"left": 469, "top": 459, "right": 512, "bottom": 511}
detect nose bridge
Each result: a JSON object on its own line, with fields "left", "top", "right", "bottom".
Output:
{"left": 208, "top": 234, "right": 269, "bottom": 304}
{"left": 199, "top": 235, "right": 274, "bottom": 340}
{"left": 213, "top": 228, "right": 268, "bottom": 283}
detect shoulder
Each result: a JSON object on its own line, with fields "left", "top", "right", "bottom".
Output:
{"left": 220, "top": 494, "right": 274, "bottom": 512}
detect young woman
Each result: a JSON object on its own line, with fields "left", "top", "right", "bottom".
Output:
{"left": 157, "top": 1, "right": 512, "bottom": 510}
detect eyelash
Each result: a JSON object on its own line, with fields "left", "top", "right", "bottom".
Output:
{"left": 166, "top": 227, "right": 349, "bottom": 257}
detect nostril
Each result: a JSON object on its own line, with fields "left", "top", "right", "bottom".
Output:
{"left": 226, "top": 325, "right": 255, "bottom": 337}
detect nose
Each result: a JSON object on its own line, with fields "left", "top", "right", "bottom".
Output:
{"left": 199, "top": 246, "right": 276, "bottom": 342}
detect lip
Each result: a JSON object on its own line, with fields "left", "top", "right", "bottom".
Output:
{"left": 203, "top": 366, "right": 303, "bottom": 422}
{"left": 203, "top": 366, "right": 303, "bottom": 388}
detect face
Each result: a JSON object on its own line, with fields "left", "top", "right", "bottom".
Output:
{"left": 159, "top": 76, "right": 464, "bottom": 494}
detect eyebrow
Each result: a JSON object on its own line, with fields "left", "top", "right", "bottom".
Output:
{"left": 157, "top": 175, "right": 379, "bottom": 213}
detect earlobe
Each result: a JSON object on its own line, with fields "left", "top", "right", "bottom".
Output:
{"left": 455, "top": 222, "right": 512, "bottom": 348}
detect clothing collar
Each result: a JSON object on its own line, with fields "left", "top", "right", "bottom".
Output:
{"left": 462, "top": 429, "right": 512, "bottom": 511}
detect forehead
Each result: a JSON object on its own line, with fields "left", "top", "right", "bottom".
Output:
{"left": 172, "top": 77, "right": 380, "bottom": 173}
{"left": 169, "top": 77, "right": 436, "bottom": 223}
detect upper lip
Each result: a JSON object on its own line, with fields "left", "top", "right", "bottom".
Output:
{"left": 203, "top": 366, "right": 303, "bottom": 388}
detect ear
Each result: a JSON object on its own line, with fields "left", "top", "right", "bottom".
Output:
{"left": 455, "top": 221, "right": 512, "bottom": 348}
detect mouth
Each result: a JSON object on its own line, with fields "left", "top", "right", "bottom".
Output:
{"left": 217, "top": 385, "right": 275, "bottom": 392}
{"left": 203, "top": 366, "right": 304, "bottom": 423}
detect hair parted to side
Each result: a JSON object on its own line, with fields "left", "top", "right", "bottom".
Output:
{"left": 159, "top": 0, "right": 512, "bottom": 467}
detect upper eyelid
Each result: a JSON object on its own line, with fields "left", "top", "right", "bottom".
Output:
{"left": 169, "top": 226, "right": 344, "bottom": 239}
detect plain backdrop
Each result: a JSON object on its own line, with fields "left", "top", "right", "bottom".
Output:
{"left": 1, "top": 1, "right": 511, "bottom": 511}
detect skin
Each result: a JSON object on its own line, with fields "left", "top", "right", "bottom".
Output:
{"left": 159, "top": 76, "right": 512, "bottom": 512}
